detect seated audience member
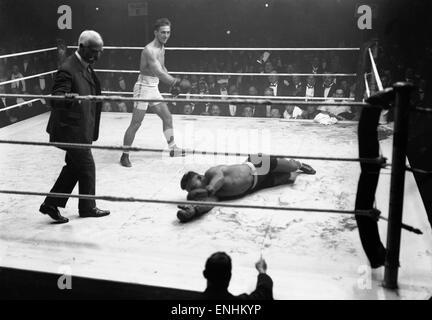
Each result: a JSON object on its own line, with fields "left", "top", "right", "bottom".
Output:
{"left": 11, "top": 64, "right": 26, "bottom": 93}
{"left": 117, "top": 102, "right": 128, "bottom": 113}
{"left": 210, "top": 104, "right": 222, "bottom": 116}
{"left": 300, "top": 105, "right": 320, "bottom": 120}
{"left": 101, "top": 78, "right": 112, "bottom": 92}
{"left": 260, "top": 87, "right": 275, "bottom": 118}
{"left": 102, "top": 101, "right": 112, "bottom": 112}
{"left": 201, "top": 252, "right": 273, "bottom": 300}
{"left": 116, "top": 75, "right": 128, "bottom": 92}
{"left": 303, "top": 75, "right": 319, "bottom": 99}
{"left": 207, "top": 75, "right": 218, "bottom": 94}
{"left": 308, "top": 56, "right": 323, "bottom": 74}
{"left": 190, "top": 74, "right": 199, "bottom": 92}
{"left": 339, "top": 79, "right": 351, "bottom": 98}
{"left": 227, "top": 87, "right": 239, "bottom": 116}
{"left": 291, "top": 75, "right": 304, "bottom": 97}
{"left": 242, "top": 106, "right": 254, "bottom": 117}
{"left": 183, "top": 103, "right": 194, "bottom": 115}
{"left": 198, "top": 79, "right": 209, "bottom": 96}
{"left": 270, "top": 108, "right": 281, "bottom": 118}
{"left": 246, "top": 85, "right": 260, "bottom": 117}
{"left": 317, "top": 88, "right": 356, "bottom": 120}
{"left": 318, "top": 73, "right": 337, "bottom": 99}
{"left": 283, "top": 105, "right": 303, "bottom": 119}
{"left": 266, "top": 70, "right": 288, "bottom": 97}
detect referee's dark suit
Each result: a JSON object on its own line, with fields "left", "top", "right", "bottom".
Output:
{"left": 41, "top": 48, "right": 109, "bottom": 222}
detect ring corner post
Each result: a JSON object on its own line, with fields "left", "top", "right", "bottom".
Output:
{"left": 383, "top": 81, "right": 414, "bottom": 289}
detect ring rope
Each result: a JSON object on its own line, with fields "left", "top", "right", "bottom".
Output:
{"left": 0, "top": 70, "right": 56, "bottom": 87}
{"left": 102, "top": 91, "right": 356, "bottom": 101}
{"left": 0, "top": 139, "right": 388, "bottom": 165}
{"left": 364, "top": 73, "right": 371, "bottom": 98}
{"left": 0, "top": 93, "right": 373, "bottom": 107}
{"left": 368, "top": 48, "right": 384, "bottom": 91}
{"left": 0, "top": 189, "right": 421, "bottom": 234}
{"left": 0, "top": 47, "right": 57, "bottom": 60}
{"left": 405, "top": 166, "right": 432, "bottom": 175}
{"left": 414, "top": 106, "right": 432, "bottom": 113}
{"left": 0, "top": 189, "right": 377, "bottom": 217}
{"left": 94, "top": 69, "right": 357, "bottom": 77}
{"left": 0, "top": 98, "right": 42, "bottom": 113}
{"left": 68, "top": 46, "right": 361, "bottom": 51}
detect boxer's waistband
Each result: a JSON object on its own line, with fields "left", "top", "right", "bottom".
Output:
{"left": 137, "top": 74, "right": 159, "bottom": 86}
{"left": 244, "top": 162, "right": 258, "bottom": 190}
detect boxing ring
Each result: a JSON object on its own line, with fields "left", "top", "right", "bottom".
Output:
{"left": 0, "top": 45, "right": 431, "bottom": 300}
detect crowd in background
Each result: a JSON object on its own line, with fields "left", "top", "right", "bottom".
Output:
{"left": 0, "top": 38, "right": 430, "bottom": 128}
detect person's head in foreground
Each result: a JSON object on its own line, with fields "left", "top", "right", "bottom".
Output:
{"left": 203, "top": 252, "right": 232, "bottom": 290}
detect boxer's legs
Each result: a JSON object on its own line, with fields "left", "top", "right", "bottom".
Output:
{"left": 274, "top": 158, "right": 316, "bottom": 175}
{"left": 123, "top": 107, "right": 146, "bottom": 146}
{"left": 152, "top": 102, "right": 175, "bottom": 146}
{"left": 152, "top": 102, "right": 186, "bottom": 157}
{"left": 120, "top": 107, "right": 146, "bottom": 167}
{"left": 274, "top": 158, "right": 302, "bottom": 173}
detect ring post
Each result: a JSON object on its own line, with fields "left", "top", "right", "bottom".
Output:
{"left": 383, "top": 82, "right": 414, "bottom": 289}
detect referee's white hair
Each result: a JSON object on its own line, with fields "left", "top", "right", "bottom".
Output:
{"left": 78, "top": 30, "right": 103, "bottom": 46}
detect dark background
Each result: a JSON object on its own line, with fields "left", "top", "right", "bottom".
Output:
{"left": 0, "top": 0, "right": 430, "bottom": 50}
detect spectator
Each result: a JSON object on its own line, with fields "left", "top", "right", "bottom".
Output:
{"left": 260, "top": 87, "right": 275, "bottom": 118}
{"left": 102, "top": 101, "right": 112, "bottom": 112}
{"left": 291, "top": 75, "right": 304, "bottom": 97}
{"left": 270, "top": 108, "right": 281, "bottom": 118}
{"left": 307, "top": 56, "right": 323, "bottom": 74}
{"left": 210, "top": 104, "right": 221, "bottom": 116}
{"left": 317, "top": 88, "right": 355, "bottom": 120}
{"left": 117, "top": 102, "right": 128, "bottom": 113}
{"left": 207, "top": 75, "right": 218, "bottom": 94}
{"left": 183, "top": 103, "right": 194, "bottom": 115}
{"left": 266, "top": 70, "right": 289, "bottom": 97}
{"left": 10, "top": 65, "right": 26, "bottom": 93}
{"left": 242, "top": 106, "right": 254, "bottom": 117}
{"left": 283, "top": 104, "right": 303, "bottom": 119}
{"left": 246, "top": 85, "right": 259, "bottom": 117}
{"left": 201, "top": 252, "right": 273, "bottom": 300}
{"left": 339, "top": 79, "right": 351, "bottom": 98}
{"left": 227, "top": 86, "right": 239, "bottom": 117}
{"left": 101, "top": 78, "right": 112, "bottom": 92}
{"left": 116, "top": 75, "right": 128, "bottom": 92}
{"left": 301, "top": 105, "right": 320, "bottom": 120}
{"left": 302, "top": 75, "right": 319, "bottom": 99}
{"left": 190, "top": 74, "right": 199, "bottom": 92}
{"left": 318, "top": 73, "right": 337, "bottom": 99}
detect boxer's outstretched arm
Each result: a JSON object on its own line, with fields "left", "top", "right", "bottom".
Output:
{"left": 191, "top": 195, "right": 218, "bottom": 215}
{"left": 177, "top": 195, "right": 218, "bottom": 222}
